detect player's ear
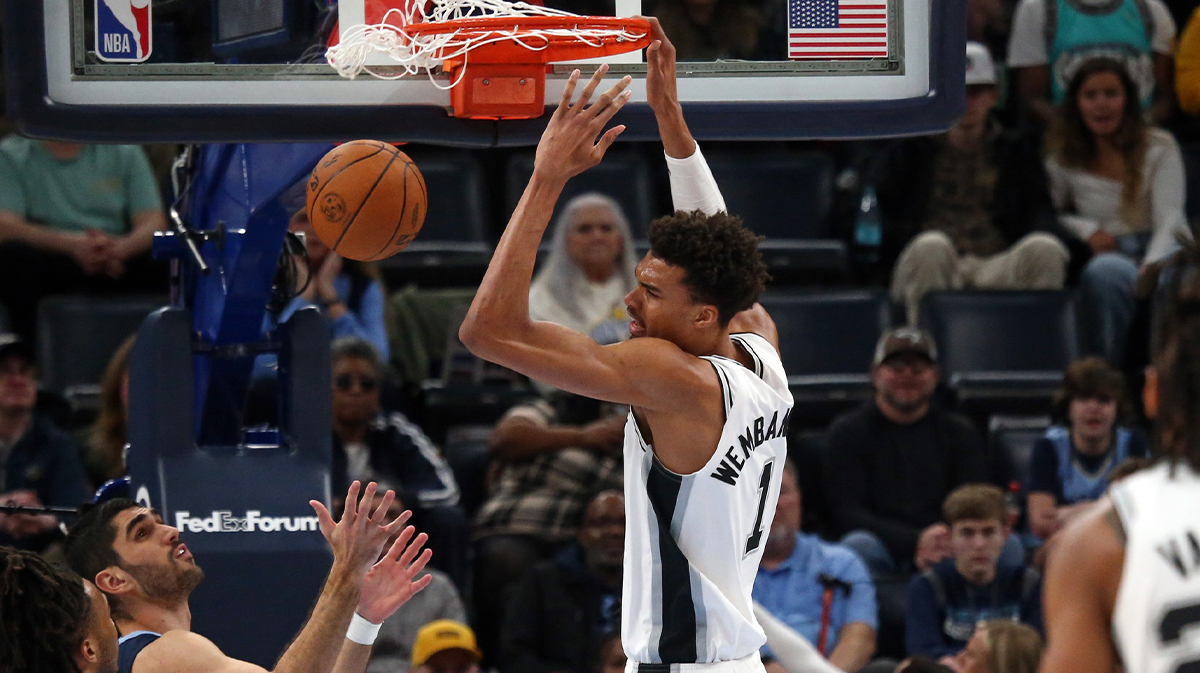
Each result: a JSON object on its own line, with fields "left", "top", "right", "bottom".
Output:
{"left": 94, "top": 566, "right": 133, "bottom": 597}
{"left": 694, "top": 304, "right": 719, "bottom": 329}
{"left": 78, "top": 631, "right": 101, "bottom": 666}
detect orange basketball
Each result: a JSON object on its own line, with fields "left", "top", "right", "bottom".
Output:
{"left": 305, "top": 140, "right": 427, "bottom": 261}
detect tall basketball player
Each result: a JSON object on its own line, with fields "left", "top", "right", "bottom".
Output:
{"left": 460, "top": 19, "right": 792, "bottom": 673}
{"left": 1040, "top": 248, "right": 1200, "bottom": 673}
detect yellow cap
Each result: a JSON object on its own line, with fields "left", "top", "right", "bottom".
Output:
{"left": 411, "top": 620, "right": 483, "bottom": 667}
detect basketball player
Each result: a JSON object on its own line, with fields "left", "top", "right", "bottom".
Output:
{"left": 459, "top": 19, "right": 792, "bottom": 673}
{"left": 1040, "top": 247, "right": 1200, "bottom": 673}
{"left": 0, "top": 546, "right": 119, "bottom": 673}
{"left": 64, "top": 481, "right": 434, "bottom": 673}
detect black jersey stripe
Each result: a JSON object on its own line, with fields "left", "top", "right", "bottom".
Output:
{"left": 731, "top": 334, "right": 764, "bottom": 379}
{"left": 646, "top": 459, "right": 698, "bottom": 664}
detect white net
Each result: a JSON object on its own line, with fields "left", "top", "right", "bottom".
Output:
{"left": 326, "top": 0, "right": 645, "bottom": 89}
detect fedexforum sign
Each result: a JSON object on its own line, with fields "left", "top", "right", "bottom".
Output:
{"left": 175, "top": 510, "right": 321, "bottom": 533}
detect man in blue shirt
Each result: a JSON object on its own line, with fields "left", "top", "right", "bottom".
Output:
{"left": 754, "top": 460, "right": 878, "bottom": 673}
{"left": 905, "top": 484, "right": 1042, "bottom": 662}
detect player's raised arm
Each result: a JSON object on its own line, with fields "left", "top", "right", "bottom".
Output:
{"left": 459, "top": 66, "right": 714, "bottom": 409}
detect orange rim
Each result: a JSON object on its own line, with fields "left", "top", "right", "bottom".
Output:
{"left": 402, "top": 15, "right": 650, "bottom": 42}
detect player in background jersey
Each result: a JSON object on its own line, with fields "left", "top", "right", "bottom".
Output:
{"left": 1040, "top": 244, "right": 1200, "bottom": 673}
{"left": 461, "top": 18, "right": 791, "bottom": 673}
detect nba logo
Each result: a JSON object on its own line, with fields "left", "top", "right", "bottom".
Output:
{"left": 95, "top": 0, "right": 152, "bottom": 62}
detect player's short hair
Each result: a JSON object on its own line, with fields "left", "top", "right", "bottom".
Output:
{"left": 65, "top": 498, "right": 137, "bottom": 597}
{"left": 648, "top": 210, "right": 769, "bottom": 326}
{"left": 331, "top": 336, "right": 383, "bottom": 375}
{"left": 1052, "top": 357, "right": 1130, "bottom": 422}
{"left": 942, "top": 484, "right": 1007, "bottom": 526}
{"left": 0, "top": 547, "right": 92, "bottom": 673}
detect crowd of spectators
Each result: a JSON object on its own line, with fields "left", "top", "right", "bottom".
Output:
{"left": 3, "top": 0, "right": 1199, "bottom": 669}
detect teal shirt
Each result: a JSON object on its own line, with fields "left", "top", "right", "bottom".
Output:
{"left": 1047, "top": 0, "right": 1154, "bottom": 105}
{"left": 0, "top": 136, "right": 163, "bottom": 235}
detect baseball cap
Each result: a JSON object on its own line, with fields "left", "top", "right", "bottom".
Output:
{"left": 411, "top": 620, "right": 482, "bottom": 667}
{"left": 872, "top": 327, "right": 938, "bottom": 367}
{"left": 965, "top": 42, "right": 997, "bottom": 86}
{"left": 0, "top": 333, "right": 34, "bottom": 365}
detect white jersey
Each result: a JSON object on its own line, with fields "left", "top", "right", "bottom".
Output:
{"left": 622, "top": 332, "right": 793, "bottom": 666}
{"left": 1111, "top": 460, "right": 1200, "bottom": 673}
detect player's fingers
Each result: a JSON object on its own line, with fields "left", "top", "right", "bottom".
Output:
{"left": 587, "top": 75, "right": 630, "bottom": 119}
{"left": 574, "top": 64, "right": 610, "bottom": 111}
{"left": 309, "top": 501, "right": 336, "bottom": 538}
{"left": 370, "top": 489, "right": 395, "bottom": 524}
{"left": 399, "top": 532, "right": 430, "bottom": 567}
{"left": 384, "top": 525, "right": 416, "bottom": 563}
{"left": 382, "top": 508, "right": 412, "bottom": 536}
{"left": 356, "top": 482, "right": 379, "bottom": 527}
{"left": 406, "top": 548, "right": 434, "bottom": 578}
{"left": 593, "top": 85, "right": 632, "bottom": 125}
{"left": 558, "top": 69, "right": 581, "bottom": 114}
{"left": 411, "top": 572, "right": 434, "bottom": 594}
{"left": 342, "top": 481, "right": 362, "bottom": 523}
{"left": 595, "top": 125, "right": 627, "bottom": 157}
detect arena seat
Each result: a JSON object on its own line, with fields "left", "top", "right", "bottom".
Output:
{"left": 988, "top": 416, "right": 1052, "bottom": 493}
{"left": 704, "top": 149, "right": 847, "bottom": 276}
{"left": 919, "top": 291, "right": 1078, "bottom": 414}
{"left": 377, "top": 149, "right": 492, "bottom": 276}
{"left": 504, "top": 148, "right": 654, "bottom": 238}
{"left": 759, "top": 290, "right": 891, "bottom": 426}
{"left": 36, "top": 294, "right": 165, "bottom": 407}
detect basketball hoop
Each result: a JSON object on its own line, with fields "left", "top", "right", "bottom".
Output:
{"left": 327, "top": 0, "right": 651, "bottom": 119}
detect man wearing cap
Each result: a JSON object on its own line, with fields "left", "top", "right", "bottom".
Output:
{"left": 874, "top": 42, "right": 1069, "bottom": 325}
{"left": 0, "top": 333, "right": 88, "bottom": 550}
{"left": 412, "top": 620, "right": 483, "bottom": 673}
{"left": 823, "top": 328, "right": 989, "bottom": 578}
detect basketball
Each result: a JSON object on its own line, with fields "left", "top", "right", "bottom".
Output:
{"left": 305, "top": 140, "right": 427, "bottom": 262}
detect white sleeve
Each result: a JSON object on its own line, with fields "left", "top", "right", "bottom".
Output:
{"left": 1045, "top": 158, "right": 1102, "bottom": 241}
{"left": 1149, "top": 0, "right": 1179, "bottom": 54}
{"left": 1143, "top": 131, "right": 1192, "bottom": 264}
{"left": 1006, "top": 0, "right": 1049, "bottom": 67}
{"left": 753, "top": 603, "right": 845, "bottom": 673}
{"left": 666, "top": 146, "right": 727, "bottom": 216}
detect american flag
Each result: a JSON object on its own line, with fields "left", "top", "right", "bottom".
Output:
{"left": 788, "top": 0, "right": 888, "bottom": 60}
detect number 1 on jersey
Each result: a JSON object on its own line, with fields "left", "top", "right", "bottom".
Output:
{"left": 745, "top": 461, "right": 774, "bottom": 556}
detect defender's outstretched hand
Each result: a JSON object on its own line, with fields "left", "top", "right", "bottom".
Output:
{"left": 356, "top": 525, "right": 434, "bottom": 624}
{"left": 310, "top": 481, "right": 411, "bottom": 576}
{"left": 644, "top": 17, "right": 680, "bottom": 115}
{"left": 534, "top": 64, "right": 633, "bottom": 184}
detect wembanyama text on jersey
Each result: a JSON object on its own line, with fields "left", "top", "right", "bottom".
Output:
{"left": 622, "top": 333, "right": 794, "bottom": 665}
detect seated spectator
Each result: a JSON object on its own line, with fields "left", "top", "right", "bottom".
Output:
{"left": 1006, "top": 0, "right": 1177, "bottom": 126}
{"left": 287, "top": 206, "right": 390, "bottom": 360}
{"left": 1027, "top": 358, "right": 1148, "bottom": 540}
{"left": 878, "top": 43, "right": 1068, "bottom": 325}
{"left": 755, "top": 460, "right": 878, "bottom": 673}
{"left": 0, "top": 334, "right": 88, "bottom": 551}
{"left": 84, "top": 334, "right": 135, "bottom": 489}
{"left": 906, "top": 485, "right": 1042, "bottom": 661}
{"left": 531, "top": 193, "right": 637, "bottom": 339}
{"left": 0, "top": 139, "right": 167, "bottom": 343}
{"left": 825, "top": 328, "right": 990, "bottom": 578}
{"left": 331, "top": 337, "right": 469, "bottom": 592}
{"left": 1045, "top": 59, "right": 1192, "bottom": 365}
{"left": 472, "top": 391, "right": 625, "bottom": 664}
{"left": 412, "top": 620, "right": 484, "bottom": 673}
{"left": 500, "top": 490, "right": 625, "bottom": 673}
{"left": 1178, "top": 6, "right": 1200, "bottom": 114}
{"left": 651, "top": 0, "right": 762, "bottom": 60}
{"left": 940, "top": 620, "right": 1043, "bottom": 673}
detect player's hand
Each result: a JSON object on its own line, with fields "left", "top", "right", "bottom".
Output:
{"left": 579, "top": 416, "right": 626, "bottom": 455}
{"left": 643, "top": 17, "right": 680, "bottom": 115}
{"left": 310, "top": 481, "right": 410, "bottom": 577}
{"left": 356, "top": 524, "right": 434, "bottom": 624}
{"left": 533, "top": 65, "right": 633, "bottom": 185}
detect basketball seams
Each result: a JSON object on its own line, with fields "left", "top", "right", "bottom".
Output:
{"left": 371, "top": 161, "right": 417, "bottom": 261}
{"left": 331, "top": 151, "right": 402, "bottom": 253}
{"left": 307, "top": 141, "right": 390, "bottom": 222}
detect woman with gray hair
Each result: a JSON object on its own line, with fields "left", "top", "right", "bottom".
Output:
{"left": 529, "top": 193, "right": 638, "bottom": 337}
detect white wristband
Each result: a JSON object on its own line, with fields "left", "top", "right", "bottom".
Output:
{"left": 346, "top": 613, "right": 381, "bottom": 646}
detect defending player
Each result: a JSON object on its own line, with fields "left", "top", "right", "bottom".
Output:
{"left": 64, "top": 481, "right": 433, "bottom": 673}
{"left": 1040, "top": 247, "right": 1200, "bottom": 673}
{"left": 459, "top": 19, "right": 792, "bottom": 671}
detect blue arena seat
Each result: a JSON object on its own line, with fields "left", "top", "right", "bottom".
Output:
{"left": 704, "top": 149, "right": 847, "bottom": 274}
{"left": 379, "top": 149, "right": 492, "bottom": 271}
{"left": 505, "top": 149, "right": 654, "bottom": 238}
{"left": 36, "top": 294, "right": 165, "bottom": 406}
{"left": 759, "top": 290, "right": 891, "bottom": 425}
{"left": 919, "top": 291, "right": 1078, "bottom": 410}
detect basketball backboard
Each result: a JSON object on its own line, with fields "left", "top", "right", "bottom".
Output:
{"left": 3, "top": 0, "right": 965, "bottom": 145}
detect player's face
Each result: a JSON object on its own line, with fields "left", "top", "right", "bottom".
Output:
{"left": 0, "top": 354, "right": 37, "bottom": 412}
{"left": 1069, "top": 395, "right": 1118, "bottom": 444}
{"left": 1077, "top": 71, "right": 1127, "bottom": 138}
{"left": 109, "top": 507, "right": 204, "bottom": 602}
{"left": 625, "top": 254, "right": 705, "bottom": 345}
{"left": 332, "top": 356, "right": 381, "bottom": 425}
{"left": 82, "top": 580, "right": 119, "bottom": 673}
{"left": 566, "top": 205, "right": 623, "bottom": 280}
{"left": 872, "top": 354, "right": 937, "bottom": 413}
{"left": 950, "top": 518, "right": 1007, "bottom": 580}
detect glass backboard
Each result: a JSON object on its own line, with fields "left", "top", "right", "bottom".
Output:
{"left": 2, "top": 0, "right": 965, "bottom": 145}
